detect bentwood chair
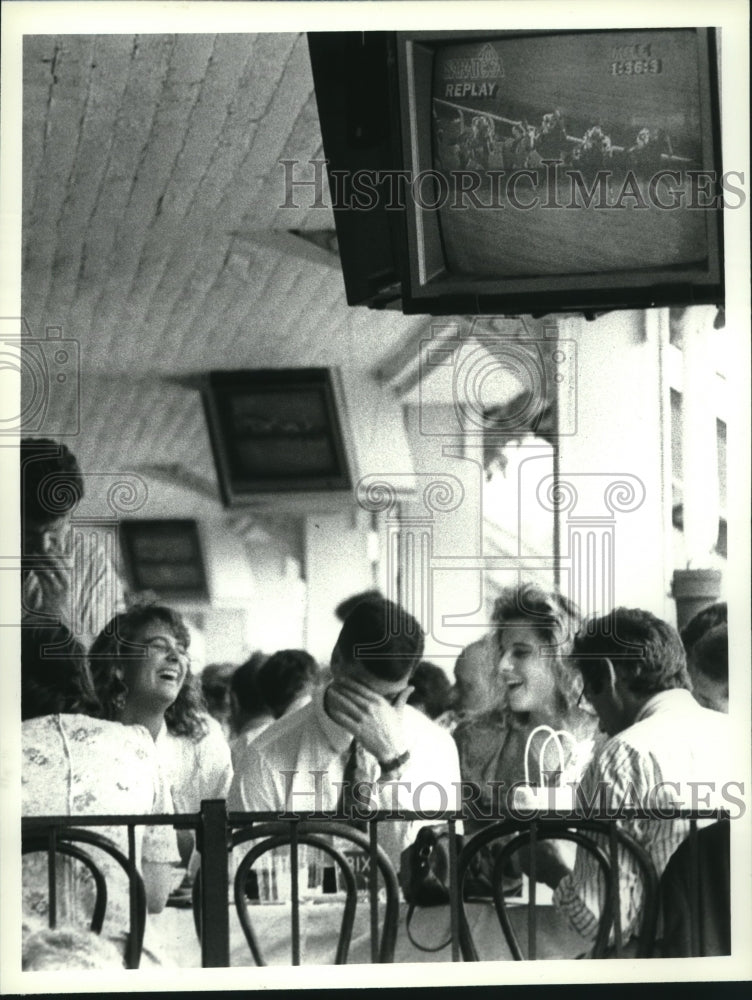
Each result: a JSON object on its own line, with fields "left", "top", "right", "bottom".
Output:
{"left": 22, "top": 826, "right": 147, "bottom": 969}
{"left": 456, "top": 818, "right": 660, "bottom": 960}
{"left": 193, "top": 820, "right": 400, "bottom": 965}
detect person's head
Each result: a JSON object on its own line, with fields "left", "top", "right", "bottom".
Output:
{"left": 330, "top": 597, "right": 424, "bottom": 700}
{"left": 21, "top": 625, "right": 101, "bottom": 721}
{"left": 681, "top": 602, "right": 727, "bottom": 660}
{"left": 89, "top": 603, "right": 207, "bottom": 740}
{"left": 452, "top": 636, "right": 500, "bottom": 715}
{"left": 334, "top": 589, "right": 384, "bottom": 623}
{"left": 407, "top": 661, "right": 453, "bottom": 719}
{"left": 21, "top": 438, "right": 83, "bottom": 557}
{"left": 492, "top": 583, "right": 582, "bottom": 721}
{"left": 201, "top": 662, "right": 236, "bottom": 727}
{"left": 688, "top": 623, "right": 728, "bottom": 713}
{"left": 230, "top": 651, "right": 270, "bottom": 729}
{"left": 572, "top": 607, "right": 690, "bottom": 737}
{"left": 256, "top": 649, "right": 318, "bottom": 719}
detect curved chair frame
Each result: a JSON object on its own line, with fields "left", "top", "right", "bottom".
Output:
{"left": 22, "top": 827, "right": 147, "bottom": 969}
{"left": 456, "top": 819, "right": 659, "bottom": 961}
{"left": 193, "top": 820, "right": 399, "bottom": 965}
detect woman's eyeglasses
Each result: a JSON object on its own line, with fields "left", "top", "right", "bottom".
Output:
{"left": 143, "top": 636, "right": 190, "bottom": 665}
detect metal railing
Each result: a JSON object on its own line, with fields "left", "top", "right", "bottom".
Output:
{"left": 22, "top": 805, "right": 731, "bottom": 967}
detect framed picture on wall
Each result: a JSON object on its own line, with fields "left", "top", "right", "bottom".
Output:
{"left": 202, "top": 368, "right": 353, "bottom": 507}
{"left": 119, "top": 519, "right": 210, "bottom": 601}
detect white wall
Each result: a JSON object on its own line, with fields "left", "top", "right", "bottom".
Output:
{"left": 303, "top": 507, "right": 374, "bottom": 664}
{"left": 557, "top": 311, "right": 673, "bottom": 622}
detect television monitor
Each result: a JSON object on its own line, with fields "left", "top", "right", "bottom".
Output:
{"left": 202, "top": 368, "right": 352, "bottom": 507}
{"left": 119, "top": 519, "right": 209, "bottom": 601}
{"left": 308, "top": 29, "right": 724, "bottom": 317}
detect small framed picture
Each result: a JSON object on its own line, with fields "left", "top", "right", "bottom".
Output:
{"left": 119, "top": 519, "right": 209, "bottom": 601}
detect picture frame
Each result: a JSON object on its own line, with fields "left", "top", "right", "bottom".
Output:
{"left": 119, "top": 519, "right": 210, "bottom": 601}
{"left": 202, "top": 368, "right": 353, "bottom": 507}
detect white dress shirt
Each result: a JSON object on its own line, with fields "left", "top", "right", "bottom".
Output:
{"left": 228, "top": 687, "right": 463, "bottom": 869}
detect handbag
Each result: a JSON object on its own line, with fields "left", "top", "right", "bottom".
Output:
{"left": 398, "top": 825, "right": 465, "bottom": 951}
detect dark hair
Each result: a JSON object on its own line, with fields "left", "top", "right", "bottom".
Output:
{"left": 88, "top": 604, "right": 208, "bottom": 740}
{"left": 334, "top": 589, "right": 383, "bottom": 622}
{"left": 231, "top": 652, "right": 269, "bottom": 715}
{"left": 680, "top": 602, "right": 728, "bottom": 656}
{"left": 492, "top": 583, "right": 583, "bottom": 713}
{"left": 256, "top": 649, "right": 318, "bottom": 718}
{"left": 692, "top": 623, "right": 728, "bottom": 686}
{"left": 572, "top": 607, "right": 690, "bottom": 697}
{"left": 336, "top": 598, "right": 425, "bottom": 682}
{"left": 21, "top": 625, "right": 101, "bottom": 721}
{"left": 21, "top": 438, "right": 84, "bottom": 524}
{"left": 407, "top": 661, "right": 452, "bottom": 719}
{"left": 201, "top": 662, "right": 236, "bottom": 715}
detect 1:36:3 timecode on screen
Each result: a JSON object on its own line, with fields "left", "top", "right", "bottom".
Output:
{"left": 610, "top": 59, "right": 663, "bottom": 75}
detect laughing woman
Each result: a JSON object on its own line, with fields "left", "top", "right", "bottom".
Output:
{"left": 453, "top": 583, "right": 601, "bottom": 895}
{"left": 21, "top": 625, "right": 180, "bottom": 967}
{"left": 89, "top": 604, "right": 233, "bottom": 872}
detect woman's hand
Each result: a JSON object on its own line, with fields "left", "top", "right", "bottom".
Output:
{"left": 518, "top": 839, "right": 573, "bottom": 890}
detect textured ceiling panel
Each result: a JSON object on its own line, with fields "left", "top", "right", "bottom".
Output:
{"left": 21, "top": 32, "right": 430, "bottom": 494}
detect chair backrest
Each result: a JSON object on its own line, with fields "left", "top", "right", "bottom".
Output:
{"left": 660, "top": 819, "right": 730, "bottom": 957}
{"left": 22, "top": 827, "right": 147, "bottom": 969}
{"left": 193, "top": 820, "right": 399, "bottom": 965}
{"left": 456, "top": 818, "right": 659, "bottom": 960}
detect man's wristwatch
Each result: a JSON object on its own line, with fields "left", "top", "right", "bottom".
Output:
{"left": 378, "top": 749, "right": 411, "bottom": 780}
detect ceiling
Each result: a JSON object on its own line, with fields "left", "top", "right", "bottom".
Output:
{"left": 21, "top": 32, "right": 433, "bottom": 507}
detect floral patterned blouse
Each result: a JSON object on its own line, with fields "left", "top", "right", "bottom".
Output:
{"left": 22, "top": 714, "right": 180, "bottom": 960}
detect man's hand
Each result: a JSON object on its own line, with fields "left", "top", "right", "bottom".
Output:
{"left": 22, "top": 557, "right": 71, "bottom": 621}
{"left": 325, "top": 677, "right": 412, "bottom": 764}
{"left": 518, "top": 839, "right": 573, "bottom": 890}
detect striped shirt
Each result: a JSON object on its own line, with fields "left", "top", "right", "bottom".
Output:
{"left": 553, "top": 689, "right": 734, "bottom": 942}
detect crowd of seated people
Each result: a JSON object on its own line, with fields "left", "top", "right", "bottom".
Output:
{"left": 18, "top": 436, "right": 737, "bottom": 966}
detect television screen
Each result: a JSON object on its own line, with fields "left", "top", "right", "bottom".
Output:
{"left": 202, "top": 368, "right": 352, "bottom": 506}
{"left": 399, "top": 28, "right": 723, "bottom": 314}
{"left": 120, "top": 519, "right": 209, "bottom": 600}
{"left": 308, "top": 29, "right": 724, "bottom": 317}
{"left": 432, "top": 30, "right": 710, "bottom": 278}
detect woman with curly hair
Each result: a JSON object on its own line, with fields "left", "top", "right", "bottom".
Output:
{"left": 21, "top": 624, "right": 180, "bottom": 967}
{"left": 453, "top": 583, "right": 601, "bottom": 898}
{"left": 89, "top": 604, "right": 233, "bottom": 871}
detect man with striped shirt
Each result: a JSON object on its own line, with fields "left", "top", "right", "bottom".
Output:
{"left": 523, "top": 607, "right": 733, "bottom": 953}
{"left": 21, "top": 438, "right": 124, "bottom": 650}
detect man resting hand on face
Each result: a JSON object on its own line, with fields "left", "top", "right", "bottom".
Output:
{"left": 228, "top": 597, "right": 462, "bottom": 871}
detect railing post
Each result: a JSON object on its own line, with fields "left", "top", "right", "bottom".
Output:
{"left": 368, "top": 820, "right": 379, "bottom": 964}
{"left": 447, "top": 818, "right": 460, "bottom": 962}
{"left": 289, "top": 820, "right": 300, "bottom": 966}
{"left": 198, "top": 799, "right": 230, "bottom": 967}
{"left": 126, "top": 823, "right": 139, "bottom": 969}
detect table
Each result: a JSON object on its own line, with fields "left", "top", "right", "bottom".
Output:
{"left": 150, "top": 898, "right": 587, "bottom": 967}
